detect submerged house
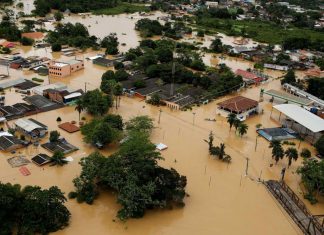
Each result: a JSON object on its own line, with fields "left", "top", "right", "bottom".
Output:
{"left": 15, "top": 118, "right": 48, "bottom": 138}
{"left": 92, "top": 57, "right": 114, "bottom": 67}
{"left": 235, "top": 69, "right": 263, "bottom": 84}
{"left": 0, "top": 132, "right": 24, "bottom": 152}
{"left": 217, "top": 96, "right": 259, "bottom": 120}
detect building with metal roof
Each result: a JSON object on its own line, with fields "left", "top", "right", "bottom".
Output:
{"left": 272, "top": 104, "right": 324, "bottom": 143}
{"left": 15, "top": 118, "right": 48, "bottom": 138}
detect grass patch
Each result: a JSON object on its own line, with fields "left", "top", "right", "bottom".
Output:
{"left": 93, "top": 2, "right": 150, "bottom": 15}
{"left": 196, "top": 17, "right": 324, "bottom": 44}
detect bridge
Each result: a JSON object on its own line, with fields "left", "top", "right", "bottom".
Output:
{"left": 265, "top": 180, "right": 324, "bottom": 235}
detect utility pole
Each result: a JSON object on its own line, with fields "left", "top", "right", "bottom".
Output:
{"left": 158, "top": 108, "right": 162, "bottom": 124}
{"left": 192, "top": 112, "right": 196, "bottom": 125}
{"left": 280, "top": 167, "right": 286, "bottom": 183}
{"left": 245, "top": 157, "right": 249, "bottom": 176}
{"left": 170, "top": 61, "right": 175, "bottom": 96}
{"left": 84, "top": 82, "right": 87, "bottom": 92}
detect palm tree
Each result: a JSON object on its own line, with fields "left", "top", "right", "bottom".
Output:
{"left": 233, "top": 118, "right": 241, "bottom": 132}
{"left": 75, "top": 99, "right": 84, "bottom": 121}
{"left": 269, "top": 140, "right": 284, "bottom": 164}
{"left": 227, "top": 113, "right": 237, "bottom": 131}
{"left": 50, "top": 151, "right": 68, "bottom": 166}
{"left": 204, "top": 131, "right": 214, "bottom": 152}
{"left": 218, "top": 143, "right": 226, "bottom": 159}
{"left": 285, "top": 147, "right": 298, "bottom": 168}
{"left": 237, "top": 123, "right": 248, "bottom": 138}
{"left": 113, "top": 82, "right": 123, "bottom": 109}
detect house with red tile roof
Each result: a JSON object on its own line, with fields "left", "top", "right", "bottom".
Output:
{"left": 235, "top": 69, "right": 262, "bottom": 84}
{"left": 21, "top": 32, "right": 44, "bottom": 40}
{"left": 217, "top": 96, "right": 259, "bottom": 120}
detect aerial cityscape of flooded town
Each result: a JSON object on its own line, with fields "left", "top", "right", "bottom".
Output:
{"left": 0, "top": 0, "right": 323, "bottom": 234}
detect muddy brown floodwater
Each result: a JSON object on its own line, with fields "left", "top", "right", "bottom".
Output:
{"left": 0, "top": 8, "right": 322, "bottom": 235}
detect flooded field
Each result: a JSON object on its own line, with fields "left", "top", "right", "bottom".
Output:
{"left": 0, "top": 5, "right": 322, "bottom": 235}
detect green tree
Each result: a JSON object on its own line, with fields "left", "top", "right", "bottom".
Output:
{"left": 75, "top": 99, "right": 84, "bottom": 121}
{"left": 300, "top": 148, "right": 311, "bottom": 158}
{"left": 314, "top": 135, "right": 324, "bottom": 157}
{"left": 237, "top": 123, "right": 248, "bottom": 138}
{"left": 147, "top": 93, "right": 161, "bottom": 106}
{"left": 0, "top": 182, "right": 70, "bottom": 234}
{"left": 204, "top": 131, "right": 214, "bottom": 152}
{"left": 81, "top": 89, "right": 112, "bottom": 116}
{"left": 155, "top": 47, "right": 173, "bottom": 63}
{"left": 80, "top": 116, "right": 122, "bottom": 147}
{"left": 307, "top": 77, "right": 324, "bottom": 100}
{"left": 51, "top": 43, "right": 62, "bottom": 52}
{"left": 297, "top": 159, "right": 324, "bottom": 204}
{"left": 281, "top": 69, "right": 296, "bottom": 85}
{"left": 54, "top": 11, "right": 64, "bottom": 21}
{"left": 49, "top": 130, "right": 60, "bottom": 142}
{"left": 71, "top": 128, "right": 187, "bottom": 220}
{"left": 50, "top": 151, "right": 68, "bottom": 166}
{"left": 227, "top": 113, "right": 237, "bottom": 131}
{"left": 102, "top": 33, "right": 119, "bottom": 55}
{"left": 210, "top": 38, "right": 224, "bottom": 53}
{"left": 269, "top": 140, "right": 284, "bottom": 164}
{"left": 20, "top": 37, "right": 34, "bottom": 46}
{"left": 285, "top": 147, "right": 298, "bottom": 168}
{"left": 19, "top": 185, "right": 70, "bottom": 234}
{"left": 125, "top": 116, "right": 154, "bottom": 134}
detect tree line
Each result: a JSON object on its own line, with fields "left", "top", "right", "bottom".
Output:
{"left": 0, "top": 183, "right": 70, "bottom": 234}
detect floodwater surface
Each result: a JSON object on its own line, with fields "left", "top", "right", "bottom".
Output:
{"left": 0, "top": 7, "right": 322, "bottom": 235}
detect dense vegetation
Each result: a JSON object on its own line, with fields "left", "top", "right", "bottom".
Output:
{"left": 70, "top": 116, "right": 187, "bottom": 220}
{"left": 79, "top": 89, "right": 112, "bottom": 116}
{"left": 297, "top": 159, "right": 324, "bottom": 204}
{"left": 0, "top": 16, "right": 21, "bottom": 41}
{"left": 135, "top": 19, "right": 192, "bottom": 39}
{"left": 93, "top": 2, "right": 149, "bottom": 15}
{"left": 124, "top": 39, "right": 243, "bottom": 100}
{"left": 34, "top": 0, "right": 118, "bottom": 16}
{"left": 314, "top": 135, "right": 324, "bottom": 157}
{"left": 306, "top": 77, "right": 324, "bottom": 100}
{"left": 46, "top": 23, "right": 98, "bottom": 49}
{"left": 0, "top": 182, "right": 70, "bottom": 234}
{"left": 81, "top": 114, "right": 123, "bottom": 147}
{"left": 196, "top": 17, "right": 324, "bottom": 50}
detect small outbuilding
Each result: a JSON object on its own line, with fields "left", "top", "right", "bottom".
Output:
{"left": 58, "top": 122, "right": 80, "bottom": 133}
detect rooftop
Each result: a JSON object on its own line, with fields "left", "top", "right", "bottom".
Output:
{"left": 31, "top": 153, "right": 51, "bottom": 166}
{"left": 273, "top": 104, "right": 324, "bottom": 133}
{"left": 59, "top": 122, "right": 80, "bottom": 133}
{"left": 218, "top": 96, "right": 258, "bottom": 113}
{"left": 15, "top": 118, "right": 47, "bottom": 132}
{"left": 21, "top": 32, "right": 44, "bottom": 39}
{"left": 263, "top": 89, "right": 312, "bottom": 106}
{"left": 0, "top": 135, "right": 23, "bottom": 151}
